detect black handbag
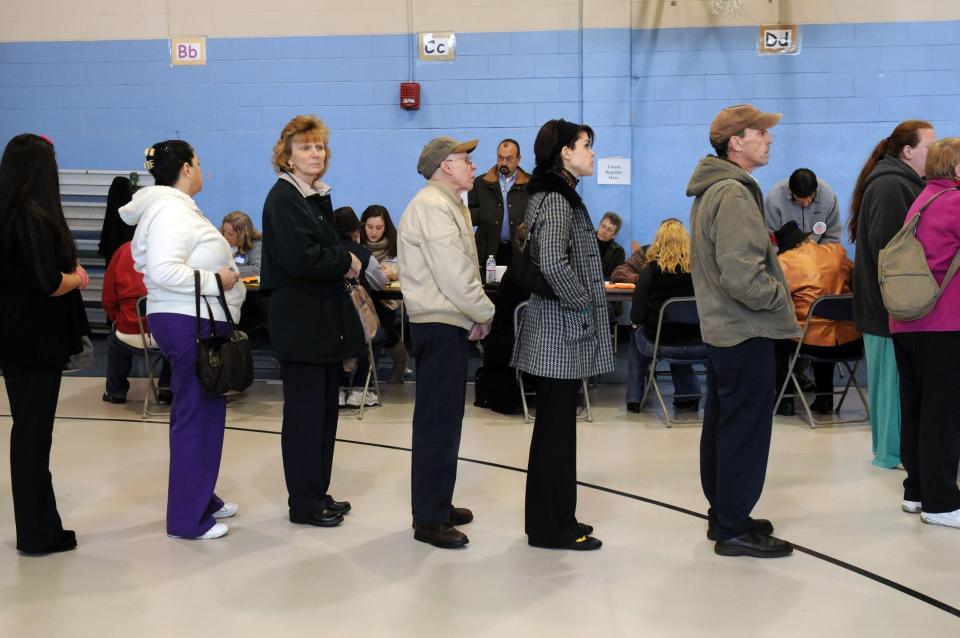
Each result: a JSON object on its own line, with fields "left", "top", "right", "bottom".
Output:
{"left": 513, "top": 204, "right": 558, "bottom": 299}
{"left": 194, "top": 270, "right": 253, "bottom": 395}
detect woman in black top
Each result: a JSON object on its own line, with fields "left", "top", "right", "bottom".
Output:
{"left": 0, "top": 134, "right": 90, "bottom": 554}
{"left": 626, "top": 219, "right": 704, "bottom": 413}
{"left": 260, "top": 115, "right": 365, "bottom": 528}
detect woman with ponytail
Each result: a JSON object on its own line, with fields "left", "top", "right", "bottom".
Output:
{"left": 849, "top": 120, "right": 935, "bottom": 469}
{"left": 0, "top": 133, "right": 89, "bottom": 554}
{"left": 120, "top": 140, "right": 244, "bottom": 540}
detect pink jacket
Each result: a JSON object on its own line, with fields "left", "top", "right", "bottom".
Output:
{"left": 889, "top": 179, "right": 960, "bottom": 334}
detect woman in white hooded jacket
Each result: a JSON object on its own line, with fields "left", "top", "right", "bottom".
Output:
{"left": 120, "top": 140, "right": 244, "bottom": 540}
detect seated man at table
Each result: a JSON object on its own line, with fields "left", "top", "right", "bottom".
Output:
{"left": 101, "top": 241, "right": 171, "bottom": 404}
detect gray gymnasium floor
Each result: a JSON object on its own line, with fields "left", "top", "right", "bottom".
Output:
{"left": 0, "top": 350, "right": 957, "bottom": 637}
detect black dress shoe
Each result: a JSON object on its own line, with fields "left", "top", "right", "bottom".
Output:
{"left": 413, "top": 523, "right": 468, "bottom": 549}
{"left": 157, "top": 389, "right": 173, "bottom": 404}
{"left": 18, "top": 530, "right": 77, "bottom": 555}
{"left": 707, "top": 517, "right": 774, "bottom": 541}
{"left": 529, "top": 534, "right": 602, "bottom": 551}
{"left": 289, "top": 509, "right": 344, "bottom": 527}
{"left": 714, "top": 531, "right": 792, "bottom": 558}
{"left": 673, "top": 399, "right": 700, "bottom": 412}
{"left": 626, "top": 402, "right": 641, "bottom": 413}
{"left": 102, "top": 393, "right": 127, "bottom": 404}
{"left": 775, "top": 398, "right": 795, "bottom": 416}
{"left": 447, "top": 506, "right": 473, "bottom": 526}
{"left": 809, "top": 398, "right": 834, "bottom": 414}
{"left": 326, "top": 500, "right": 351, "bottom": 516}
{"left": 578, "top": 523, "right": 594, "bottom": 535}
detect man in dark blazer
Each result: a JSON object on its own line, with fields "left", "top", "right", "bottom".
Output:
{"left": 468, "top": 139, "right": 530, "bottom": 266}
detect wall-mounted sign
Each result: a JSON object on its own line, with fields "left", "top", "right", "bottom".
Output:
{"left": 758, "top": 25, "right": 800, "bottom": 56}
{"left": 171, "top": 36, "right": 206, "bottom": 66}
{"left": 597, "top": 158, "right": 631, "bottom": 185}
{"left": 419, "top": 32, "right": 456, "bottom": 61}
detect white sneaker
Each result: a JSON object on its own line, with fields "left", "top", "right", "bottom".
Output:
{"left": 338, "top": 388, "right": 348, "bottom": 408}
{"left": 346, "top": 389, "right": 379, "bottom": 407}
{"left": 213, "top": 502, "right": 239, "bottom": 519}
{"left": 902, "top": 500, "right": 922, "bottom": 513}
{"left": 920, "top": 508, "right": 960, "bottom": 528}
{"left": 169, "top": 522, "right": 229, "bottom": 540}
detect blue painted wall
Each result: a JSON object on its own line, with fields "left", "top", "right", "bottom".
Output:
{"left": 1, "top": 22, "right": 958, "bottom": 249}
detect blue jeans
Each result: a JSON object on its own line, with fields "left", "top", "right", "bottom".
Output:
{"left": 626, "top": 328, "right": 704, "bottom": 405}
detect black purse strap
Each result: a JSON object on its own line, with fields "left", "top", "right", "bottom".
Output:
{"left": 194, "top": 270, "right": 237, "bottom": 342}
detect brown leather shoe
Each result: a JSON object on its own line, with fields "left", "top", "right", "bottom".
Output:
{"left": 447, "top": 506, "right": 473, "bottom": 526}
{"left": 413, "top": 523, "right": 468, "bottom": 549}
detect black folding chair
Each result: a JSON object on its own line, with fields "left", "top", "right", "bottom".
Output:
{"left": 636, "top": 296, "right": 708, "bottom": 428}
{"left": 513, "top": 300, "right": 592, "bottom": 424}
{"left": 773, "top": 294, "right": 869, "bottom": 428}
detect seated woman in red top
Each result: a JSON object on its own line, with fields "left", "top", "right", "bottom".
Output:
{"left": 101, "top": 240, "right": 171, "bottom": 403}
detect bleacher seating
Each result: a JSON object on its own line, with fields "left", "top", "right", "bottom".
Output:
{"left": 60, "top": 169, "right": 153, "bottom": 332}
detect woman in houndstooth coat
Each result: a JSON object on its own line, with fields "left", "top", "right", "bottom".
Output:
{"left": 511, "top": 119, "right": 614, "bottom": 551}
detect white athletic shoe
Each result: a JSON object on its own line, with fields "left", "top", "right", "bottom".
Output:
{"left": 901, "top": 500, "right": 922, "bottom": 514}
{"left": 169, "top": 522, "right": 229, "bottom": 540}
{"left": 213, "top": 502, "right": 239, "bottom": 519}
{"left": 920, "top": 508, "right": 960, "bottom": 528}
{"left": 346, "top": 389, "right": 379, "bottom": 407}
{"left": 338, "top": 388, "right": 348, "bottom": 408}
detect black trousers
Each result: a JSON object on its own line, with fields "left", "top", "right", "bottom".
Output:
{"left": 526, "top": 376, "right": 582, "bottom": 546}
{"left": 774, "top": 338, "right": 864, "bottom": 400}
{"left": 701, "top": 338, "right": 776, "bottom": 540}
{"left": 893, "top": 332, "right": 960, "bottom": 513}
{"left": 279, "top": 360, "right": 341, "bottom": 515}
{"left": 410, "top": 323, "right": 468, "bottom": 525}
{"left": 495, "top": 240, "right": 513, "bottom": 267}
{"left": 3, "top": 365, "right": 70, "bottom": 552}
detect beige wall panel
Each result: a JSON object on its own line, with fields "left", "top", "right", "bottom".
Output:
{"left": 1, "top": 0, "right": 959, "bottom": 42}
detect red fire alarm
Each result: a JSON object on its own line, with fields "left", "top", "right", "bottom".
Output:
{"left": 400, "top": 82, "right": 420, "bottom": 110}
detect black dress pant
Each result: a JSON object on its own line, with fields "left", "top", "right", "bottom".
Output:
{"left": 893, "top": 332, "right": 960, "bottom": 514}
{"left": 526, "top": 376, "right": 582, "bottom": 546}
{"left": 410, "top": 323, "right": 468, "bottom": 525}
{"left": 3, "top": 365, "right": 71, "bottom": 552}
{"left": 279, "top": 360, "right": 341, "bottom": 515}
{"left": 701, "top": 338, "right": 776, "bottom": 541}
{"left": 774, "top": 338, "right": 864, "bottom": 400}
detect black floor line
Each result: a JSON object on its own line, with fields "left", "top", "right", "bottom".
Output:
{"left": 3, "top": 415, "right": 958, "bottom": 618}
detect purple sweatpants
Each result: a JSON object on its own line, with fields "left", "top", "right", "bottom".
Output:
{"left": 149, "top": 312, "right": 227, "bottom": 538}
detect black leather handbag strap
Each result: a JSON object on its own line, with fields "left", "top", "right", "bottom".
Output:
{"left": 194, "top": 270, "right": 236, "bottom": 342}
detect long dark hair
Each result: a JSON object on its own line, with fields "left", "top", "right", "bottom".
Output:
{"left": 848, "top": 120, "right": 932, "bottom": 243}
{"left": 359, "top": 204, "right": 398, "bottom": 258}
{"left": 0, "top": 133, "right": 76, "bottom": 270}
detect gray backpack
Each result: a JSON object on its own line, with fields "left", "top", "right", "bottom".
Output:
{"left": 878, "top": 186, "right": 960, "bottom": 322}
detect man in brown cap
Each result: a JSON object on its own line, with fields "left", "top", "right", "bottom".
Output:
{"left": 398, "top": 136, "right": 495, "bottom": 548}
{"left": 687, "top": 104, "right": 800, "bottom": 558}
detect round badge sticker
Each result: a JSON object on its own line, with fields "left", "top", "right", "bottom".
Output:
{"left": 812, "top": 221, "right": 827, "bottom": 236}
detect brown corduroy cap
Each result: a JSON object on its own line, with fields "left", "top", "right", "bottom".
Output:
{"left": 709, "top": 104, "right": 782, "bottom": 147}
{"left": 417, "top": 136, "right": 479, "bottom": 178}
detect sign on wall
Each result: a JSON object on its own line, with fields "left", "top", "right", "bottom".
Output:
{"left": 419, "top": 32, "right": 456, "bottom": 61}
{"left": 758, "top": 25, "right": 800, "bottom": 56}
{"left": 171, "top": 37, "right": 206, "bottom": 66}
{"left": 597, "top": 158, "right": 631, "bottom": 185}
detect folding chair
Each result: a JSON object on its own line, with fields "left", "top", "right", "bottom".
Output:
{"left": 134, "top": 296, "right": 168, "bottom": 419}
{"left": 355, "top": 339, "right": 382, "bottom": 420}
{"left": 773, "top": 294, "right": 869, "bottom": 428}
{"left": 636, "top": 296, "right": 708, "bottom": 428}
{"left": 513, "top": 300, "right": 592, "bottom": 424}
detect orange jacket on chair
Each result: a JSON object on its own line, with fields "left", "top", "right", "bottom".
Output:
{"left": 777, "top": 242, "right": 860, "bottom": 346}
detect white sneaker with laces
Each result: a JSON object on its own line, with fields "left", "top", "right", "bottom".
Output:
{"left": 920, "top": 508, "right": 960, "bottom": 528}
{"left": 169, "top": 522, "right": 229, "bottom": 540}
{"left": 901, "top": 500, "right": 922, "bottom": 513}
{"left": 213, "top": 502, "right": 239, "bottom": 519}
{"left": 346, "top": 388, "right": 379, "bottom": 407}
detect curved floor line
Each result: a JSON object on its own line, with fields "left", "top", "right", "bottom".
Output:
{"left": 4, "top": 415, "right": 957, "bottom": 618}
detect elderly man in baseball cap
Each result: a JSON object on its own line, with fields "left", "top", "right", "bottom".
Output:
{"left": 398, "top": 136, "right": 495, "bottom": 549}
{"left": 686, "top": 104, "right": 801, "bottom": 558}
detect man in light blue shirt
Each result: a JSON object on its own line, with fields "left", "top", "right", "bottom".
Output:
{"left": 468, "top": 139, "right": 531, "bottom": 266}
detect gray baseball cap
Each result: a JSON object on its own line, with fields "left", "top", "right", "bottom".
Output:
{"left": 417, "top": 136, "right": 479, "bottom": 178}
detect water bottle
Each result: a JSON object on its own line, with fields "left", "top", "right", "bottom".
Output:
{"left": 485, "top": 255, "right": 497, "bottom": 283}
